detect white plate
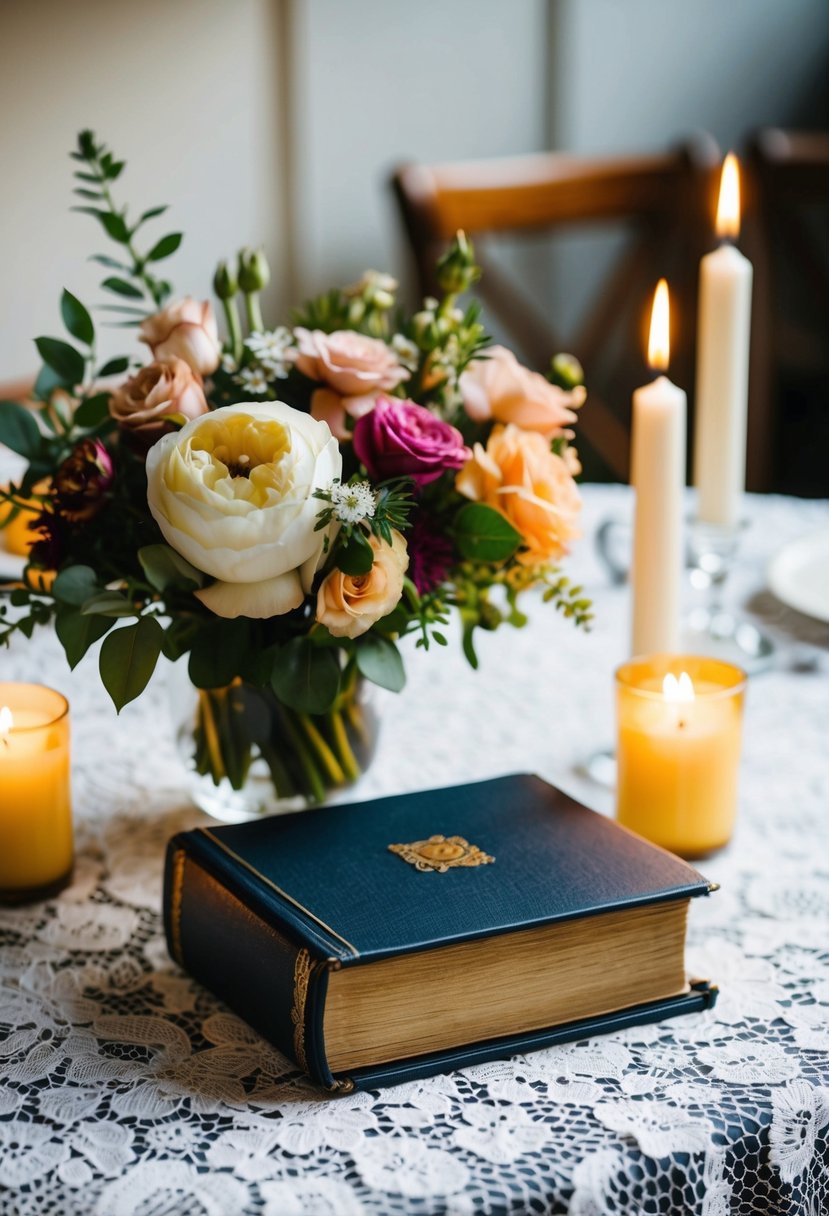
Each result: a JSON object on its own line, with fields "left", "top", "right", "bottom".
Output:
{"left": 767, "top": 528, "right": 829, "bottom": 623}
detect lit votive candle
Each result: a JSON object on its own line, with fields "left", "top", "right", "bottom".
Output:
{"left": 615, "top": 655, "right": 746, "bottom": 858}
{"left": 0, "top": 683, "right": 73, "bottom": 903}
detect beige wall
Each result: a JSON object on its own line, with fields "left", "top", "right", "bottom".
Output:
{"left": 0, "top": 0, "right": 287, "bottom": 376}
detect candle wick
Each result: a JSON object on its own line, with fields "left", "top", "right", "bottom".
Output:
{"left": 678, "top": 718, "right": 686, "bottom": 730}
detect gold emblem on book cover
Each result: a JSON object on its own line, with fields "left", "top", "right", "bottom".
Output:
{"left": 388, "top": 835, "right": 494, "bottom": 873}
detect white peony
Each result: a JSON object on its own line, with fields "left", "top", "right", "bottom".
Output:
{"left": 145, "top": 401, "right": 341, "bottom": 619}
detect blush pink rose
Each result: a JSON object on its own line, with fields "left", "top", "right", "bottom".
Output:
{"left": 109, "top": 358, "right": 209, "bottom": 439}
{"left": 294, "top": 328, "right": 409, "bottom": 396}
{"left": 139, "top": 298, "right": 221, "bottom": 376}
{"left": 353, "top": 396, "right": 469, "bottom": 486}
{"left": 310, "top": 388, "right": 380, "bottom": 441}
{"left": 460, "top": 345, "right": 584, "bottom": 437}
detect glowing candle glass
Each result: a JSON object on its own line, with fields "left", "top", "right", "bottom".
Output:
{"left": 615, "top": 655, "right": 746, "bottom": 858}
{"left": 0, "top": 683, "right": 73, "bottom": 903}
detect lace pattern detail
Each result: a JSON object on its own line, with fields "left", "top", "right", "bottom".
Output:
{"left": 1, "top": 484, "right": 828, "bottom": 1214}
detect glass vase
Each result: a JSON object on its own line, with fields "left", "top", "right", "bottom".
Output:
{"left": 169, "top": 665, "right": 379, "bottom": 823}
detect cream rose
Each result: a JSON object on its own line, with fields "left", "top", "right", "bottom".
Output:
{"left": 460, "top": 345, "right": 584, "bottom": 437}
{"left": 139, "top": 298, "right": 222, "bottom": 376}
{"left": 145, "top": 401, "right": 341, "bottom": 619}
{"left": 316, "top": 529, "right": 408, "bottom": 638}
{"left": 294, "top": 328, "right": 409, "bottom": 396}
{"left": 109, "top": 358, "right": 209, "bottom": 438}
{"left": 456, "top": 424, "right": 581, "bottom": 563}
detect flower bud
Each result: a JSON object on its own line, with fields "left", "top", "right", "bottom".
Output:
{"left": 54, "top": 439, "right": 114, "bottom": 523}
{"left": 549, "top": 352, "right": 584, "bottom": 390}
{"left": 371, "top": 288, "right": 395, "bottom": 310}
{"left": 238, "top": 247, "right": 271, "bottom": 293}
{"left": 348, "top": 299, "right": 366, "bottom": 326}
{"left": 412, "top": 310, "right": 438, "bottom": 349}
{"left": 436, "top": 230, "right": 480, "bottom": 294}
{"left": 212, "top": 259, "right": 238, "bottom": 300}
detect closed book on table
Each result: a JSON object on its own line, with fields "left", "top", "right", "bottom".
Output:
{"left": 163, "top": 773, "right": 717, "bottom": 1092}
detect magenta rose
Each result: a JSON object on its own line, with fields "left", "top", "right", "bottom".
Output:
{"left": 353, "top": 396, "right": 469, "bottom": 486}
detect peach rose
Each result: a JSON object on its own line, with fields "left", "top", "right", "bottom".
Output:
{"left": 456, "top": 424, "right": 581, "bottom": 563}
{"left": 294, "top": 328, "right": 409, "bottom": 397}
{"left": 459, "top": 345, "right": 584, "bottom": 437}
{"left": 316, "top": 529, "right": 408, "bottom": 638}
{"left": 139, "top": 297, "right": 221, "bottom": 376}
{"left": 109, "top": 358, "right": 209, "bottom": 438}
{"left": 310, "top": 388, "right": 380, "bottom": 442}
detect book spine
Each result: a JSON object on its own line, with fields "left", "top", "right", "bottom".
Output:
{"left": 163, "top": 838, "right": 343, "bottom": 1089}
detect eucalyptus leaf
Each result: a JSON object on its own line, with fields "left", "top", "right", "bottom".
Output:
{"left": 146, "top": 232, "right": 182, "bottom": 262}
{"left": 0, "top": 401, "right": 41, "bottom": 458}
{"left": 101, "top": 277, "right": 143, "bottom": 299}
{"left": 80, "top": 591, "right": 137, "bottom": 618}
{"left": 355, "top": 634, "right": 406, "bottom": 692}
{"left": 99, "top": 212, "right": 130, "bottom": 243}
{"left": 55, "top": 609, "right": 112, "bottom": 669}
{"left": 454, "top": 503, "right": 522, "bottom": 562}
{"left": 34, "top": 337, "right": 85, "bottom": 386}
{"left": 138, "top": 544, "right": 204, "bottom": 592}
{"left": 270, "top": 637, "right": 341, "bottom": 714}
{"left": 60, "top": 289, "right": 94, "bottom": 345}
{"left": 52, "top": 565, "right": 99, "bottom": 606}
{"left": 97, "top": 357, "right": 129, "bottom": 378}
{"left": 73, "top": 393, "right": 111, "bottom": 429}
{"left": 99, "top": 616, "right": 164, "bottom": 712}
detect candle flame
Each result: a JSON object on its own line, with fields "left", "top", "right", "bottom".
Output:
{"left": 662, "top": 672, "right": 695, "bottom": 703}
{"left": 716, "top": 153, "right": 741, "bottom": 240}
{"left": 647, "top": 278, "right": 671, "bottom": 372}
{"left": 0, "top": 706, "right": 13, "bottom": 743}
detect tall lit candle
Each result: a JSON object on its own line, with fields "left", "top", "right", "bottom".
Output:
{"left": 630, "top": 280, "right": 686, "bottom": 656}
{"left": 0, "top": 683, "right": 73, "bottom": 903}
{"left": 694, "top": 153, "right": 753, "bottom": 528}
{"left": 616, "top": 655, "right": 746, "bottom": 857}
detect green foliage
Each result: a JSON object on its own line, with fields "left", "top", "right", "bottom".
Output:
{"left": 336, "top": 530, "right": 374, "bottom": 575}
{"left": 271, "top": 637, "right": 341, "bottom": 714}
{"left": 60, "top": 289, "right": 94, "bottom": 346}
{"left": 74, "top": 393, "right": 112, "bottom": 428}
{"left": 55, "top": 609, "right": 112, "bottom": 669}
{"left": 453, "top": 503, "right": 522, "bottom": 562}
{"left": 34, "top": 337, "right": 85, "bottom": 386}
{"left": 98, "top": 615, "right": 164, "bottom": 712}
{"left": 355, "top": 634, "right": 406, "bottom": 692}
{"left": 188, "top": 619, "right": 250, "bottom": 690}
{"left": 52, "top": 565, "right": 100, "bottom": 605}
{"left": 0, "top": 402, "right": 42, "bottom": 458}
{"left": 138, "top": 544, "right": 204, "bottom": 593}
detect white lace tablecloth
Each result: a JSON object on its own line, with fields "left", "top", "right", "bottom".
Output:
{"left": 1, "top": 484, "right": 829, "bottom": 1216}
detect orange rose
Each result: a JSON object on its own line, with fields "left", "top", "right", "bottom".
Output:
{"left": 456, "top": 424, "right": 581, "bottom": 563}
{"left": 460, "top": 345, "right": 584, "bottom": 437}
{"left": 109, "top": 358, "right": 209, "bottom": 439}
{"left": 139, "top": 298, "right": 221, "bottom": 376}
{"left": 294, "top": 328, "right": 408, "bottom": 396}
{"left": 316, "top": 530, "right": 408, "bottom": 638}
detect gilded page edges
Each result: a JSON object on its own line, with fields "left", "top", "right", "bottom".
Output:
{"left": 291, "top": 948, "right": 313, "bottom": 1072}
{"left": 169, "top": 848, "right": 187, "bottom": 966}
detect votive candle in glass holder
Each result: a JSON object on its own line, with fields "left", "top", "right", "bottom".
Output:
{"left": 615, "top": 655, "right": 746, "bottom": 858}
{"left": 0, "top": 683, "right": 73, "bottom": 903}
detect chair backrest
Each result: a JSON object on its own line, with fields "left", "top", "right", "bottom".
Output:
{"left": 393, "top": 136, "right": 721, "bottom": 480}
{"left": 745, "top": 129, "right": 829, "bottom": 494}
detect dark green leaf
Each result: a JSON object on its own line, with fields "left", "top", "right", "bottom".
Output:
{"left": 52, "top": 565, "right": 99, "bottom": 606}
{"left": 80, "top": 591, "right": 137, "bottom": 618}
{"left": 99, "top": 212, "right": 130, "bottom": 243}
{"left": 454, "top": 503, "right": 522, "bottom": 562}
{"left": 95, "top": 304, "right": 147, "bottom": 315}
{"left": 145, "top": 232, "right": 182, "bottom": 262}
{"left": 55, "top": 609, "right": 112, "bottom": 669}
{"left": 271, "top": 637, "right": 341, "bottom": 714}
{"left": 0, "top": 401, "right": 41, "bottom": 458}
{"left": 161, "top": 618, "right": 201, "bottom": 663}
{"left": 138, "top": 544, "right": 204, "bottom": 592}
{"left": 99, "top": 616, "right": 164, "bottom": 712}
{"left": 188, "top": 619, "right": 250, "bottom": 689}
{"left": 101, "top": 277, "right": 143, "bottom": 299}
{"left": 74, "top": 171, "right": 102, "bottom": 184}
{"left": 89, "top": 254, "right": 130, "bottom": 271}
{"left": 336, "top": 530, "right": 374, "bottom": 576}
{"left": 139, "top": 205, "right": 168, "bottom": 223}
{"left": 33, "top": 364, "right": 66, "bottom": 400}
{"left": 60, "top": 289, "right": 94, "bottom": 346}
{"left": 104, "top": 160, "right": 125, "bottom": 181}
{"left": 73, "top": 188, "right": 103, "bottom": 200}
{"left": 34, "top": 337, "right": 85, "bottom": 386}
{"left": 97, "top": 357, "right": 129, "bottom": 377}
{"left": 355, "top": 634, "right": 406, "bottom": 692}
{"left": 74, "top": 393, "right": 111, "bottom": 428}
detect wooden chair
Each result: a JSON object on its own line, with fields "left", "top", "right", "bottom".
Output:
{"left": 392, "top": 136, "right": 721, "bottom": 481}
{"left": 745, "top": 129, "right": 829, "bottom": 495}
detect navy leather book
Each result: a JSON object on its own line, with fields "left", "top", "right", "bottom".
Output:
{"left": 163, "top": 773, "right": 717, "bottom": 1091}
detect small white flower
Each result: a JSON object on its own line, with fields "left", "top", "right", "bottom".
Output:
{"left": 220, "top": 353, "right": 238, "bottom": 374}
{"left": 329, "top": 480, "right": 377, "bottom": 525}
{"left": 245, "top": 327, "right": 295, "bottom": 359}
{"left": 392, "top": 334, "right": 419, "bottom": 371}
{"left": 236, "top": 366, "right": 270, "bottom": 395}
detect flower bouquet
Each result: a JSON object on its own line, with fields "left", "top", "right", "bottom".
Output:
{"left": 0, "top": 130, "right": 590, "bottom": 818}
